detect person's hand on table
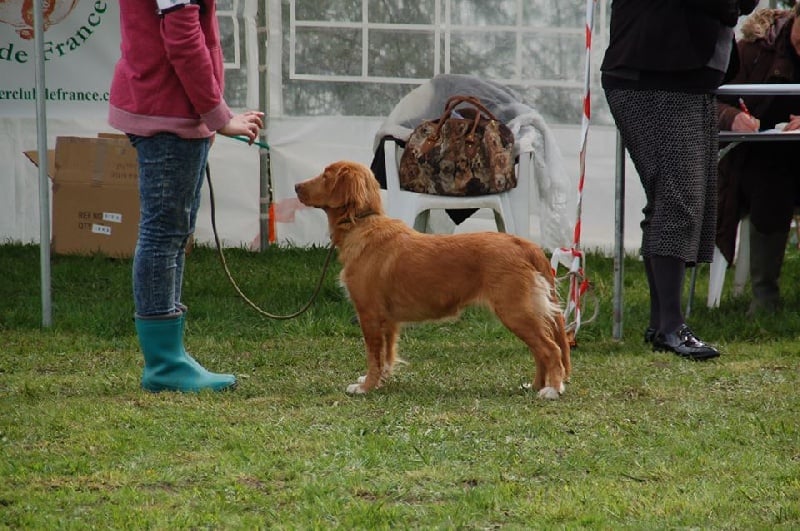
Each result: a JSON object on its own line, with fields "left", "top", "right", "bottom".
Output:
{"left": 731, "top": 111, "right": 760, "bottom": 132}
{"left": 782, "top": 114, "right": 800, "bottom": 132}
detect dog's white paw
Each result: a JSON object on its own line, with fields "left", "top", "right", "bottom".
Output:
{"left": 537, "top": 386, "right": 560, "bottom": 400}
{"left": 346, "top": 383, "right": 366, "bottom": 395}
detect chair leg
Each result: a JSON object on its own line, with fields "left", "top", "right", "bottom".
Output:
{"left": 413, "top": 210, "right": 430, "bottom": 232}
{"left": 493, "top": 209, "right": 508, "bottom": 233}
{"left": 706, "top": 246, "right": 728, "bottom": 309}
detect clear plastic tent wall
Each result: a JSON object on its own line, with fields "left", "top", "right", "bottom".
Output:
{"left": 265, "top": 0, "right": 630, "bottom": 251}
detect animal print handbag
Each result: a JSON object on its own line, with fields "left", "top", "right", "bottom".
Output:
{"left": 398, "top": 95, "right": 517, "bottom": 196}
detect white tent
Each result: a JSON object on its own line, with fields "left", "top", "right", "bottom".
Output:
{"left": 1, "top": 0, "right": 648, "bottom": 249}
{"left": 1, "top": 0, "right": 654, "bottom": 330}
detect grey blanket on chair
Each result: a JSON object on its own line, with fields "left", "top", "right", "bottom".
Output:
{"left": 373, "top": 74, "right": 576, "bottom": 251}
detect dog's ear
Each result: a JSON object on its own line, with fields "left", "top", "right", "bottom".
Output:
{"left": 321, "top": 165, "right": 344, "bottom": 209}
{"left": 321, "top": 163, "right": 352, "bottom": 209}
{"left": 333, "top": 163, "right": 384, "bottom": 216}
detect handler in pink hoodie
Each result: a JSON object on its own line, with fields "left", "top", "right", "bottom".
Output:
{"left": 109, "top": 0, "right": 263, "bottom": 392}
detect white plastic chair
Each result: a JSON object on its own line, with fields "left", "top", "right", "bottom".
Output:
{"left": 382, "top": 139, "right": 533, "bottom": 239}
{"left": 706, "top": 216, "right": 750, "bottom": 308}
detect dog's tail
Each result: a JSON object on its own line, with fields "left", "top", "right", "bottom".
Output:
{"left": 532, "top": 272, "right": 564, "bottom": 325}
{"left": 528, "top": 246, "right": 571, "bottom": 376}
{"left": 522, "top": 244, "right": 561, "bottom": 317}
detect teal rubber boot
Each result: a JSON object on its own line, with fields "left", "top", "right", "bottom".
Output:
{"left": 176, "top": 311, "right": 207, "bottom": 372}
{"left": 135, "top": 315, "right": 237, "bottom": 392}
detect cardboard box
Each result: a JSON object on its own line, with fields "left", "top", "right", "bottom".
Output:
{"left": 25, "top": 135, "right": 140, "bottom": 257}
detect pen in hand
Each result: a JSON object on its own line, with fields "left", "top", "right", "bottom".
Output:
{"left": 735, "top": 97, "right": 760, "bottom": 132}
{"left": 738, "top": 97, "right": 751, "bottom": 115}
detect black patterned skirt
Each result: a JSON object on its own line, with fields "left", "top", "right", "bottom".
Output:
{"left": 605, "top": 88, "right": 717, "bottom": 264}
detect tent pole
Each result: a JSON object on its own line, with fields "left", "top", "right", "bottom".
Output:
{"left": 258, "top": 0, "right": 271, "bottom": 250}
{"left": 613, "top": 131, "right": 625, "bottom": 340}
{"left": 33, "top": 0, "right": 52, "bottom": 327}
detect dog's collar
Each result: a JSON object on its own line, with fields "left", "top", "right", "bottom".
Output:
{"left": 338, "top": 210, "right": 378, "bottom": 226}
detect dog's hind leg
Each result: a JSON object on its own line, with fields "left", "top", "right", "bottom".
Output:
{"left": 493, "top": 282, "right": 565, "bottom": 400}
{"left": 553, "top": 312, "right": 572, "bottom": 381}
{"left": 512, "top": 322, "right": 565, "bottom": 400}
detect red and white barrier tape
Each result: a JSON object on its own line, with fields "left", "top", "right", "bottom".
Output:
{"left": 550, "top": 0, "right": 595, "bottom": 337}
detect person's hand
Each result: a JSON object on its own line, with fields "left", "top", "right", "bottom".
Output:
{"left": 783, "top": 114, "right": 800, "bottom": 132}
{"left": 218, "top": 111, "right": 265, "bottom": 144}
{"left": 731, "top": 111, "right": 760, "bottom": 132}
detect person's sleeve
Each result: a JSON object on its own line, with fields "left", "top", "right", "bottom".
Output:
{"left": 683, "top": 0, "right": 749, "bottom": 27}
{"left": 738, "top": 0, "right": 757, "bottom": 17}
{"left": 159, "top": 4, "right": 232, "bottom": 131}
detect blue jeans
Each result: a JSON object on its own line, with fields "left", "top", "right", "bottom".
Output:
{"left": 128, "top": 133, "right": 211, "bottom": 317}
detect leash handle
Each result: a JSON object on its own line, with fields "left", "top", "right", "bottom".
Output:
{"left": 222, "top": 134, "right": 271, "bottom": 151}
{"left": 205, "top": 163, "right": 335, "bottom": 320}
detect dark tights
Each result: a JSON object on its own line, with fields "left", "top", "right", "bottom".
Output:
{"left": 643, "top": 255, "right": 686, "bottom": 335}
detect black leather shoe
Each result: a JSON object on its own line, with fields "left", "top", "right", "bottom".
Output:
{"left": 652, "top": 324, "right": 720, "bottom": 360}
{"left": 644, "top": 327, "right": 656, "bottom": 344}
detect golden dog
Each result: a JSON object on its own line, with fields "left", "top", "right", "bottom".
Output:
{"left": 295, "top": 161, "right": 571, "bottom": 399}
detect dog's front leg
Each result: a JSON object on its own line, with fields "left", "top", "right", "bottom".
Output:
{"left": 347, "top": 319, "right": 384, "bottom": 394}
{"left": 380, "top": 323, "right": 400, "bottom": 381}
{"left": 355, "top": 322, "right": 400, "bottom": 387}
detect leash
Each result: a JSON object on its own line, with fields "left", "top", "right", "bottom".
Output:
{"left": 225, "top": 134, "right": 271, "bottom": 151}
{"left": 205, "top": 150, "right": 337, "bottom": 320}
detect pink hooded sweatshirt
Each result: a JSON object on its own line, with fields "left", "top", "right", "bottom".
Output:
{"left": 108, "top": 1, "right": 233, "bottom": 138}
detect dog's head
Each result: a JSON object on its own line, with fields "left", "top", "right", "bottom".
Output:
{"left": 295, "top": 161, "right": 384, "bottom": 222}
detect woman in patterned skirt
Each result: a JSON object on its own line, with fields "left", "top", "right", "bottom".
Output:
{"left": 601, "top": 0, "right": 757, "bottom": 360}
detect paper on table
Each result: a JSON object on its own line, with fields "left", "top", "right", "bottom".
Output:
{"left": 761, "top": 122, "right": 800, "bottom": 133}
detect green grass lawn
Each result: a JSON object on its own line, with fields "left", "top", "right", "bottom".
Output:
{"left": 1, "top": 242, "right": 799, "bottom": 529}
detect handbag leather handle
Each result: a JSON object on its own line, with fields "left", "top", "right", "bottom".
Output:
{"left": 420, "top": 110, "right": 480, "bottom": 155}
{"left": 421, "top": 95, "right": 500, "bottom": 155}
{"left": 441, "top": 95, "right": 501, "bottom": 123}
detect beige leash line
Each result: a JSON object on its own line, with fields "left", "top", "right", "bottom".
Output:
{"left": 205, "top": 163, "right": 336, "bottom": 320}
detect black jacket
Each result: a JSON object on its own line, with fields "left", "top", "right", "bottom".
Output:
{"left": 601, "top": 0, "right": 757, "bottom": 91}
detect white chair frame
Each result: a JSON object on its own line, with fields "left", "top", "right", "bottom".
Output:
{"left": 706, "top": 217, "right": 750, "bottom": 308}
